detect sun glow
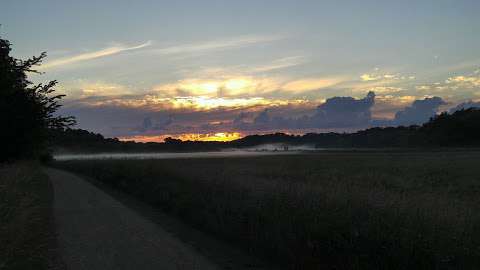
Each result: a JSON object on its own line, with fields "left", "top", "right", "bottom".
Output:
{"left": 155, "top": 76, "right": 281, "bottom": 97}
{"left": 169, "top": 96, "right": 272, "bottom": 110}
{"left": 153, "top": 75, "right": 346, "bottom": 99}
{"left": 81, "top": 94, "right": 308, "bottom": 111}
{"left": 119, "top": 132, "right": 243, "bottom": 143}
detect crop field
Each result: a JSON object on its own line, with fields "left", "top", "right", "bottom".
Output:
{"left": 55, "top": 151, "right": 480, "bottom": 269}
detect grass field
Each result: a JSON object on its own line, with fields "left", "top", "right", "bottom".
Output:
{"left": 0, "top": 163, "right": 60, "bottom": 270}
{"left": 55, "top": 151, "right": 480, "bottom": 269}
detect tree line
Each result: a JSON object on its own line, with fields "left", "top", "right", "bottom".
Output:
{"left": 51, "top": 108, "right": 480, "bottom": 153}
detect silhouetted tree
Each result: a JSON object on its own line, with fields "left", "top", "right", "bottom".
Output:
{"left": 0, "top": 36, "right": 75, "bottom": 161}
{"left": 420, "top": 108, "right": 480, "bottom": 146}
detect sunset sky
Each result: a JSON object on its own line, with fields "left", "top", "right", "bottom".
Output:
{"left": 2, "top": 0, "right": 480, "bottom": 141}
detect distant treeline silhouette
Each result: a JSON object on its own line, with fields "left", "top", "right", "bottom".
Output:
{"left": 51, "top": 129, "right": 226, "bottom": 153}
{"left": 52, "top": 108, "right": 480, "bottom": 153}
{"left": 234, "top": 108, "right": 480, "bottom": 148}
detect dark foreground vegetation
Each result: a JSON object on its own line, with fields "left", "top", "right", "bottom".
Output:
{"left": 55, "top": 151, "right": 480, "bottom": 269}
{"left": 52, "top": 108, "right": 480, "bottom": 153}
{"left": 0, "top": 36, "right": 74, "bottom": 162}
{"left": 0, "top": 163, "right": 61, "bottom": 269}
{"left": 0, "top": 34, "right": 70, "bottom": 269}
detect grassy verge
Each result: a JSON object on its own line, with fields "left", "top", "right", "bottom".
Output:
{"left": 0, "top": 162, "right": 60, "bottom": 270}
{"left": 55, "top": 151, "right": 480, "bottom": 269}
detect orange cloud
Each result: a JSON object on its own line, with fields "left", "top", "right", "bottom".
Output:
{"left": 446, "top": 75, "right": 480, "bottom": 87}
{"left": 119, "top": 132, "right": 243, "bottom": 142}
{"left": 155, "top": 74, "right": 347, "bottom": 97}
{"left": 360, "top": 74, "right": 381, "bottom": 81}
{"left": 154, "top": 76, "right": 282, "bottom": 97}
{"left": 75, "top": 94, "right": 309, "bottom": 112}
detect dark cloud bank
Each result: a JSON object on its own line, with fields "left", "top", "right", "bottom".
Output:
{"left": 232, "top": 92, "right": 474, "bottom": 132}
{"left": 62, "top": 92, "right": 480, "bottom": 137}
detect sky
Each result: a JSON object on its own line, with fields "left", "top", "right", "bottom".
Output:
{"left": 2, "top": 0, "right": 480, "bottom": 141}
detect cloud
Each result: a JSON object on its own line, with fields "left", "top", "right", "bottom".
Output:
{"left": 41, "top": 41, "right": 152, "bottom": 69}
{"left": 152, "top": 35, "right": 283, "bottom": 55}
{"left": 154, "top": 77, "right": 282, "bottom": 97}
{"left": 142, "top": 117, "right": 153, "bottom": 130}
{"left": 61, "top": 87, "right": 476, "bottom": 140}
{"left": 252, "top": 56, "right": 305, "bottom": 72}
{"left": 392, "top": 96, "right": 446, "bottom": 126}
{"left": 360, "top": 71, "right": 414, "bottom": 82}
{"left": 234, "top": 92, "right": 376, "bottom": 130}
{"left": 154, "top": 74, "right": 344, "bottom": 97}
{"left": 348, "top": 71, "right": 415, "bottom": 94}
{"left": 233, "top": 93, "right": 450, "bottom": 132}
{"left": 445, "top": 75, "right": 480, "bottom": 88}
{"left": 67, "top": 92, "right": 308, "bottom": 112}
{"left": 60, "top": 80, "right": 135, "bottom": 98}
{"left": 281, "top": 78, "right": 344, "bottom": 93}
{"left": 307, "top": 91, "right": 376, "bottom": 128}
{"left": 119, "top": 132, "right": 243, "bottom": 143}
{"left": 415, "top": 85, "right": 432, "bottom": 91}
{"left": 253, "top": 109, "right": 271, "bottom": 126}
{"left": 360, "top": 74, "right": 381, "bottom": 81}
{"left": 448, "top": 100, "right": 480, "bottom": 113}
{"left": 371, "top": 95, "right": 417, "bottom": 119}
{"left": 367, "top": 86, "right": 403, "bottom": 94}
{"left": 135, "top": 115, "right": 174, "bottom": 132}
{"left": 414, "top": 70, "right": 480, "bottom": 99}
{"left": 165, "top": 96, "right": 285, "bottom": 111}
{"left": 172, "top": 56, "right": 304, "bottom": 80}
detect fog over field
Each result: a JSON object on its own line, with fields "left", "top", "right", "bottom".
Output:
{"left": 53, "top": 146, "right": 313, "bottom": 161}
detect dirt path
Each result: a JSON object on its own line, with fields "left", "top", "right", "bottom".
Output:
{"left": 46, "top": 168, "right": 223, "bottom": 270}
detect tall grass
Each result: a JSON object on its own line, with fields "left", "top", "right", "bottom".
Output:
{"left": 55, "top": 151, "right": 480, "bottom": 269}
{"left": 0, "top": 163, "right": 59, "bottom": 270}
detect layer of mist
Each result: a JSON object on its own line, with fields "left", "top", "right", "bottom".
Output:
{"left": 240, "top": 144, "right": 317, "bottom": 151}
{"left": 53, "top": 148, "right": 307, "bottom": 161}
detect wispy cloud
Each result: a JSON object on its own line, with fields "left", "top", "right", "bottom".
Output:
{"left": 360, "top": 72, "right": 415, "bottom": 82}
{"left": 281, "top": 78, "right": 344, "bottom": 93}
{"left": 446, "top": 75, "right": 480, "bottom": 87}
{"left": 414, "top": 69, "right": 480, "bottom": 98}
{"left": 41, "top": 41, "right": 152, "bottom": 69}
{"left": 152, "top": 35, "right": 284, "bottom": 55}
{"left": 253, "top": 56, "right": 305, "bottom": 72}
{"left": 74, "top": 80, "right": 134, "bottom": 98}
